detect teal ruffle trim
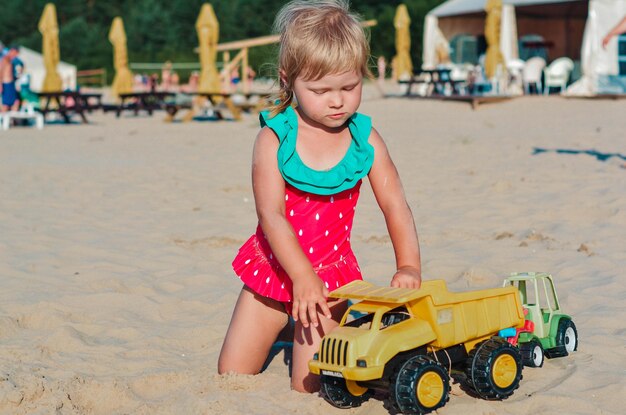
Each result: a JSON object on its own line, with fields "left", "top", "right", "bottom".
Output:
{"left": 259, "top": 106, "right": 374, "bottom": 196}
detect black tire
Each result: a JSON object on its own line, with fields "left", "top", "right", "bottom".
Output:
{"left": 465, "top": 337, "right": 523, "bottom": 400}
{"left": 519, "top": 339, "right": 544, "bottom": 368}
{"left": 546, "top": 319, "right": 579, "bottom": 358}
{"left": 557, "top": 319, "right": 578, "bottom": 355}
{"left": 390, "top": 355, "right": 450, "bottom": 415}
{"left": 320, "top": 375, "right": 371, "bottom": 409}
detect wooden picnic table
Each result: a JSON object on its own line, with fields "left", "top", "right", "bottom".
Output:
{"left": 163, "top": 91, "right": 272, "bottom": 122}
{"left": 400, "top": 68, "right": 464, "bottom": 97}
{"left": 436, "top": 94, "right": 514, "bottom": 110}
{"left": 37, "top": 91, "right": 103, "bottom": 124}
{"left": 115, "top": 91, "right": 175, "bottom": 117}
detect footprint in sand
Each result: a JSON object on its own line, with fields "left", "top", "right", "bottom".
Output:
{"left": 357, "top": 235, "right": 391, "bottom": 244}
{"left": 518, "top": 230, "right": 556, "bottom": 249}
{"left": 457, "top": 268, "right": 498, "bottom": 286}
{"left": 172, "top": 236, "right": 243, "bottom": 249}
{"left": 495, "top": 231, "right": 514, "bottom": 240}
{"left": 522, "top": 359, "right": 579, "bottom": 397}
{"left": 577, "top": 243, "right": 595, "bottom": 256}
{"left": 0, "top": 316, "right": 20, "bottom": 339}
{"left": 220, "top": 185, "right": 251, "bottom": 194}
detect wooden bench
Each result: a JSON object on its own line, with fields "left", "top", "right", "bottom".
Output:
{"left": 112, "top": 91, "right": 175, "bottom": 117}
{"left": 231, "top": 92, "right": 272, "bottom": 113}
{"left": 37, "top": 91, "right": 103, "bottom": 124}
{"left": 162, "top": 91, "right": 273, "bottom": 122}
{"left": 160, "top": 93, "right": 236, "bottom": 122}
{"left": 400, "top": 94, "right": 514, "bottom": 110}
{"left": 400, "top": 68, "right": 465, "bottom": 96}
{"left": 437, "top": 94, "right": 514, "bottom": 110}
{"left": 164, "top": 101, "right": 194, "bottom": 122}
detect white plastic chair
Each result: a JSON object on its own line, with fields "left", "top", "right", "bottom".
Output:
{"left": 507, "top": 59, "right": 525, "bottom": 74}
{"left": 522, "top": 57, "right": 546, "bottom": 94}
{"left": 543, "top": 57, "right": 574, "bottom": 95}
{"left": 506, "top": 59, "right": 525, "bottom": 95}
{"left": 1, "top": 103, "right": 44, "bottom": 130}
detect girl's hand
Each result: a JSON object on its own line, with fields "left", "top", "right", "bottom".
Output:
{"left": 291, "top": 274, "right": 331, "bottom": 328}
{"left": 391, "top": 266, "right": 422, "bottom": 289}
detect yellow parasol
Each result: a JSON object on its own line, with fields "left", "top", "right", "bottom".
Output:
{"left": 393, "top": 4, "right": 413, "bottom": 80}
{"left": 108, "top": 17, "right": 133, "bottom": 97}
{"left": 38, "top": 3, "right": 62, "bottom": 92}
{"left": 484, "top": 0, "right": 505, "bottom": 79}
{"left": 196, "top": 3, "right": 220, "bottom": 93}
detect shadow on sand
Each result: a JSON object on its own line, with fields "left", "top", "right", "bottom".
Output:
{"left": 533, "top": 148, "right": 626, "bottom": 163}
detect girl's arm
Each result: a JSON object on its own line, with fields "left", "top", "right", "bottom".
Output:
{"left": 367, "top": 128, "right": 422, "bottom": 289}
{"left": 603, "top": 16, "right": 626, "bottom": 48}
{"left": 251, "top": 127, "right": 332, "bottom": 328}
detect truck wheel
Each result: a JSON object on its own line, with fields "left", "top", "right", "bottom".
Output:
{"left": 466, "top": 337, "right": 523, "bottom": 400}
{"left": 320, "top": 375, "right": 371, "bottom": 408}
{"left": 391, "top": 355, "right": 450, "bottom": 414}
{"left": 520, "top": 339, "right": 544, "bottom": 367}
{"left": 557, "top": 319, "right": 578, "bottom": 355}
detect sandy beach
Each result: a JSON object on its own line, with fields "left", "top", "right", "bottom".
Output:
{"left": 1, "top": 88, "right": 624, "bottom": 414}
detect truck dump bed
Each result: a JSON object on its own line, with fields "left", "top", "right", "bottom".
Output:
{"left": 331, "top": 280, "right": 525, "bottom": 349}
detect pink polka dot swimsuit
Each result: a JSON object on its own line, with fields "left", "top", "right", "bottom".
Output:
{"left": 233, "top": 181, "right": 363, "bottom": 302}
{"left": 232, "top": 106, "right": 375, "bottom": 306}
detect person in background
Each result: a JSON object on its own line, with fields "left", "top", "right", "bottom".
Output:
{"left": 0, "top": 46, "right": 22, "bottom": 112}
{"left": 161, "top": 60, "right": 173, "bottom": 90}
{"left": 15, "top": 63, "right": 38, "bottom": 112}
{"left": 11, "top": 46, "right": 23, "bottom": 87}
{"left": 149, "top": 73, "right": 159, "bottom": 92}
{"left": 170, "top": 71, "right": 180, "bottom": 92}
{"left": 182, "top": 71, "right": 199, "bottom": 93}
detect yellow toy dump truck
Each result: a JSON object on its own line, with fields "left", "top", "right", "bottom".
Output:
{"left": 309, "top": 279, "right": 526, "bottom": 414}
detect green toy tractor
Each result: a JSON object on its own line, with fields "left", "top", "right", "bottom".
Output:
{"left": 503, "top": 272, "right": 578, "bottom": 367}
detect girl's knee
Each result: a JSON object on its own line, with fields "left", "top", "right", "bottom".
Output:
{"left": 217, "top": 351, "right": 261, "bottom": 376}
{"left": 291, "top": 372, "right": 320, "bottom": 393}
{"left": 216, "top": 359, "right": 230, "bottom": 375}
{"left": 217, "top": 350, "right": 238, "bottom": 375}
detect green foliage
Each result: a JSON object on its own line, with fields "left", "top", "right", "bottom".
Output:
{"left": 0, "top": 0, "right": 446, "bottom": 82}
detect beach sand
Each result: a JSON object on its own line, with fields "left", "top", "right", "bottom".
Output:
{"left": 0, "top": 88, "right": 624, "bottom": 414}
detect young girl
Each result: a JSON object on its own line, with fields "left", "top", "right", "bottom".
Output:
{"left": 218, "top": 0, "right": 422, "bottom": 393}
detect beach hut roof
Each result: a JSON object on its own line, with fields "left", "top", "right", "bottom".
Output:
{"left": 430, "top": 0, "right": 585, "bottom": 17}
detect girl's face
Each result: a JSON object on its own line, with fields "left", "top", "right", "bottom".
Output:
{"left": 289, "top": 70, "right": 362, "bottom": 130}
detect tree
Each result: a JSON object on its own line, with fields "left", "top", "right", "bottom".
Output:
{"left": 0, "top": 0, "right": 447, "bottom": 81}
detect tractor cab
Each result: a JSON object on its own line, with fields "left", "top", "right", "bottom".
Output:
{"left": 504, "top": 272, "right": 561, "bottom": 338}
{"left": 504, "top": 272, "right": 577, "bottom": 361}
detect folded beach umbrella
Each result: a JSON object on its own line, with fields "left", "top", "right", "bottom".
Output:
{"left": 38, "top": 3, "right": 62, "bottom": 92}
{"left": 196, "top": 3, "right": 221, "bottom": 93}
{"left": 109, "top": 17, "right": 133, "bottom": 97}
{"left": 484, "top": 0, "right": 505, "bottom": 79}
{"left": 393, "top": 4, "right": 413, "bottom": 80}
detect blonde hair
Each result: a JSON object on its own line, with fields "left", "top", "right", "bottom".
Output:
{"left": 269, "top": 0, "right": 371, "bottom": 116}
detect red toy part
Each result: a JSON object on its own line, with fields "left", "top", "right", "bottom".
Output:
{"left": 507, "top": 309, "right": 535, "bottom": 346}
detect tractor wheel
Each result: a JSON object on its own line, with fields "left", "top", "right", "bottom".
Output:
{"left": 320, "top": 375, "right": 371, "bottom": 409}
{"left": 390, "top": 355, "right": 450, "bottom": 414}
{"left": 556, "top": 319, "right": 578, "bottom": 355}
{"left": 466, "top": 337, "right": 523, "bottom": 400}
{"left": 520, "top": 339, "right": 544, "bottom": 368}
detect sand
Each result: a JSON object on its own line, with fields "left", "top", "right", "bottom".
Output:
{"left": 0, "top": 88, "right": 624, "bottom": 415}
